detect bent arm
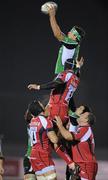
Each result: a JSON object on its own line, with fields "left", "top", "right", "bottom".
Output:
{"left": 58, "top": 124, "right": 73, "bottom": 141}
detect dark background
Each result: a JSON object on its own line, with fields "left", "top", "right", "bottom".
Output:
{"left": 0, "top": 0, "right": 108, "bottom": 150}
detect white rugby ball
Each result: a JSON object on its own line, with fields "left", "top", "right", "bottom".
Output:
{"left": 41, "top": 1, "right": 58, "bottom": 14}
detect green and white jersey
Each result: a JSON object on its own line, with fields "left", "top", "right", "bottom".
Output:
{"left": 26, "top": 127, "right": 32, "bottom": 158}
{"left": 55, "top": 34, "right": 80, "bottom": 74}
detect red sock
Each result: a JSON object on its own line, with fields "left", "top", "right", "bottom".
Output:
{"left": 55, "top": 145, "right": 73, "bottom": 165}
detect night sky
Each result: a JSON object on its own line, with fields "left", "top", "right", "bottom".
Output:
{"left": 0, "top": 0, "right": 108, "bottom": 148}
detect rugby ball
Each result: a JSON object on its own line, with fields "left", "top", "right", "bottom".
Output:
{"left": 41, "top": 1, "right": 58, "bottom": 14}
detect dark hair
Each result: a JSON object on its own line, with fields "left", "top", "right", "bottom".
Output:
{"left": 82, "top": 106, "right": 92, "bottom": 114}
{"left": 28, "top": 100, "right": 44, "bottom": 117}
{"left": 88, "top": 113, "right": 96, "bottom": 126}
{"left": 24, "top": 109, "right": 32, "bottom": 124}
{"left": 74, "top": 25, "right": 85, "bottom": 41}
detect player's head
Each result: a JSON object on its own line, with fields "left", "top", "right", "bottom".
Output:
{"left": 78, "top": 112, "right": 96, "bottom": 126}
{"left": 28, "top": 100, "right": 45, "bottom": 117}
{"left": 68, "top": 26, "right": 85, "bottom": 42}
{"left": 64, "top": 58, "right": 74, "bottom": 70}
{"left": 77, "top": 106, "right": 96, "bottom": 126}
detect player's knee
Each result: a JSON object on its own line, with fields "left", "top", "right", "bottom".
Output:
{"left": 24, "top": 173, "right": 36, "bottom": 180}
{"left": 46, "top": 173, "right": 57, "bottom": 180}
{"left": 36, "top": 172, "right": 57, "bottom": 180}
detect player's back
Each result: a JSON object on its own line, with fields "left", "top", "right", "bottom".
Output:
{"left": 49, "top": 69, "right": 79, "bottom": 104}
{"left": 29, "top": 115, "right": 52, "bottom": 153}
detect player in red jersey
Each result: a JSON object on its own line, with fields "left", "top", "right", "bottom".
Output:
{"left": 27, "top": 100, "right": 78, "bottom": 180}
{"left": 28, "top": 57, "right": 84, "bottom": 125}
{"left": 66, "top": 105, "right": 92, "bottom": 180}
{"left": 55, "top": 110, "right": 98, "bottom": 180}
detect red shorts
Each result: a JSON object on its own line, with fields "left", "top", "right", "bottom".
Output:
{"left": 30, "top": 149, "right": 55, "bottom": 174}
{"left": 78, "top": 162, "right": 98, "bottom": 180}
{"left": 48, "top": 102, "right": 69, "bottom": 123}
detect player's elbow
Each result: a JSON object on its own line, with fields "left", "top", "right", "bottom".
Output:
{"left": 53, "top": 31, "right": 62, "bottom": 41}
{"left": 53, "top": 31, "right": 59, "bottom": 38}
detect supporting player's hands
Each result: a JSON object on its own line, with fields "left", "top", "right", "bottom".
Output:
{"left": 54, "top": 116, "right": 63, "bottom": 128}
{"left": 27, "top": 84, "right": 40, "bottom": 90}
{"left": 69, "top": 162, "right": 80, "bottom": 179}
{"left": 76, "top": 57, "right": 84, "bottom": 68}
{"left": 68, "top": 162, "right": 76, "bottom": 170}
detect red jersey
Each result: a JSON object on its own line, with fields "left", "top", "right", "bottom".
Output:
{"left": 49, "top": 69, "right": 79, "bottom": 105}
{"left": 71, "top": 126, "right": 97, "bottom": 163}
{"left": 29, "top": 115, "right": 55, "bottom": 173}
{"left": 29, "top": 115, "right": 53, "bottom": 154}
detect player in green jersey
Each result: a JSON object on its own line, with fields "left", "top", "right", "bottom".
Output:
{"left": 46, "top": 4, "right": 85, "bottom": 74}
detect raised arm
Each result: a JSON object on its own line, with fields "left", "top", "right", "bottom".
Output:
{"left": 48, "top": 5, "right": 64, "bottom": 41}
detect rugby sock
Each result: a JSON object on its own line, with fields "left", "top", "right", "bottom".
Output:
{"left": 55, "top": 145, "right": 73, "bottom": 165}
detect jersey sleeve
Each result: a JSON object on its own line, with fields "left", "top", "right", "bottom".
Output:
{"left": 72, "top": 127, "right": 89, "bottom": 141}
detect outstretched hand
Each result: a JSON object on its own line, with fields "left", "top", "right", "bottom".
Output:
{"left": 27, "top": 84, "right": 40, "bottom": 90}
{"left": 76, "top": 57, "right": 84, "bottom": 68}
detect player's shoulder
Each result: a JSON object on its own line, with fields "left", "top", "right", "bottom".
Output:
{"left": 60, "top": 69, "right": 73, "bottom": 75}
{"left": 78, "top": 125, "right": 90, "bottom": 132}
{"left": 29, "top": 117, "right": 40, "bottom": 127}
{"left": 65, "top": 69, "right": 74, "bottom": 78}
{"left": 62, "top": 34, "right": 78, "bottom": 45}
{"left": 66, "top": 69, "right": 74, "bottom": 74}
{"left": 38, "top": 115, "right": 52, "bottom": 129}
